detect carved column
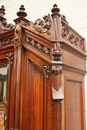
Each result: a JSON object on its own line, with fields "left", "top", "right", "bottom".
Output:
{"left": 51, "top": 4, "right": 64, "bottom": 130}
{"left": 13, "top": 5, "right": 28, "bottom": 130}
{"left": 6, "top": 53, "right": 14, "bottom": 130}
{"left": 51, "top": 4, "right": 62, "bottom": 61}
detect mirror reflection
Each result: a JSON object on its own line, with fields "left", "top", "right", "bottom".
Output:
{"left": 0, "top": 65, "right": 7, "bottom": 130}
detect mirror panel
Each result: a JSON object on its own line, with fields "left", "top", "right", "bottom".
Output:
{"left": 0, "top": 65, "right": 7, "bottom": 130}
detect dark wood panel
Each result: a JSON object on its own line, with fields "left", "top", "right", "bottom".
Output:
{"left": 65, "top": 78, "right": 84, "bottom": 130}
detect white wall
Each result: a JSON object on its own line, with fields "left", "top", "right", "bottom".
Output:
{"left": 0, "top": 0, "right": 87, "bottom": 129}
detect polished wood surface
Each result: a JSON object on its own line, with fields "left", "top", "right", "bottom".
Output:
{"left": 0, "top": 4, "right": 86, "bottom": 130}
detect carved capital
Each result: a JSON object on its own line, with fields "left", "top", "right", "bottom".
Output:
{"left": 52, "top": 65, "right": 62, "bottom": 75}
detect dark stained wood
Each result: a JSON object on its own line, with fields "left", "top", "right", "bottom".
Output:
{"left": 0, "top": 4, "right": 86, "bottom": 130}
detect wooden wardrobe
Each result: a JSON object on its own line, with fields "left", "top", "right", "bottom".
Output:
{"left": 0, "top": 4, "right": 86, "bottom": 130}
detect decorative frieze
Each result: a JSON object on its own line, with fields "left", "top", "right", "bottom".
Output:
{"left": 25, "top": 36, "right": 50, "bottom": 56}
{"left": 61, "top": 17, "right": 84, "bottom": 51}
{"left": 0, "top": 38, "right": 14, "bottom": 47}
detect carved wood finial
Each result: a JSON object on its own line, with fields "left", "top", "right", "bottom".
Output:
{"left": 0, "top": 5, "right": 7, "bottom": 25}
{"left": 0, "top": 5, "right": 5, "bottom": 17}
{"left": 17, "top": 5, "right": 27, "bottom": 18}
{"left": 14, "top": 5, "right": 29, "bottom": 25}
{"left": 51, "top": 4, "right": 60, "bottom": 18}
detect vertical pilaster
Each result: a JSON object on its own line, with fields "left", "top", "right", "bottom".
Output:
{"left": 51, "top": 4, "right": 64, "bottom": 130}
{"left": 13, "top": 5, "right": 28, "bottom": 130}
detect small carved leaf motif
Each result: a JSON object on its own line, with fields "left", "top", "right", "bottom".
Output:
{"left": 6, "top": 53, "right": 14, "bottom": 65}
{"left": 41, "top": 62, "right": 50, "bottom": 78}
{"left": 34, "top": 14, "right": 51, "bottom": 33}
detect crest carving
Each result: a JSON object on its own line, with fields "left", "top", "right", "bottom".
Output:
{"left": 34, "top": 14, "right": 51, "bottom": 33}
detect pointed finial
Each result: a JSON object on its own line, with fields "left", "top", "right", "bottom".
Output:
{"left": 0, "top": 5, "right": 7, "bottom": 25}
{"left": 17, "top": 5, "right": 27, "bottom": 17}
{"left": 51, "top": 4, "right": 60, "bottom": 18}
{"left": 0, "top": 5, "right": 5, "bottom": 17}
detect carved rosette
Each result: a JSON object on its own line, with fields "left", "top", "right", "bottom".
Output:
{"left": 34, "top": 14, "right": 51, "bottom": 34}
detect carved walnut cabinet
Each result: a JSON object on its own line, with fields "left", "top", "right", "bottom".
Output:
{"left": 0, "top": 4, "right": 86, "bottom": 130}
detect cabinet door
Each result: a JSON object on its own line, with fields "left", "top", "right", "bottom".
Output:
{"left": 22, "top": 52, "right": 46, "bottom": 130}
